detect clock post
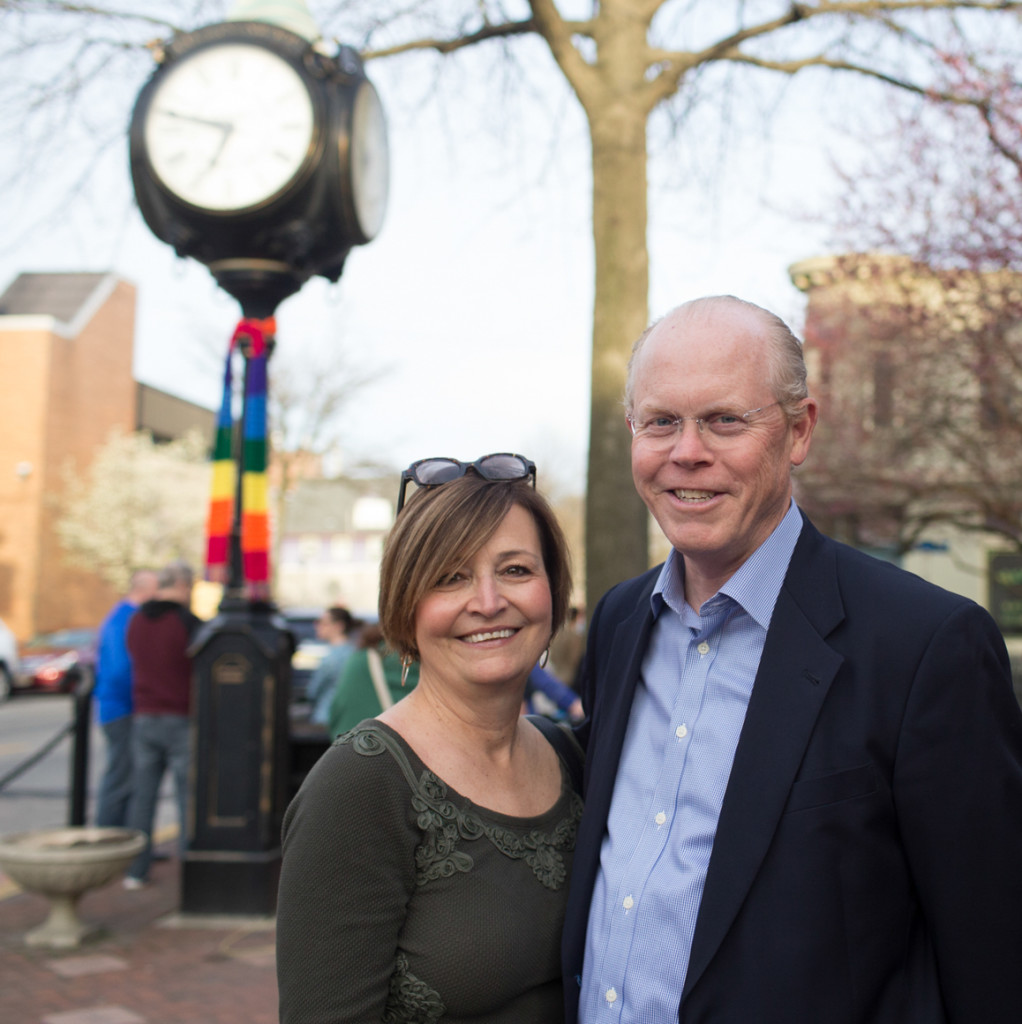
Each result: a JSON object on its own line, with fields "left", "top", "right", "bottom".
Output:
{"left": 127, "top": 0, "right": 389, "bottom": 916}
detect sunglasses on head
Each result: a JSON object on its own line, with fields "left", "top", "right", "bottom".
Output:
{"left": 396, "top": 453, "right": 537, "bottom": 513}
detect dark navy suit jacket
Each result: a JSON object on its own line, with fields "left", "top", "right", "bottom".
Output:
{"left": 563, "top": 515, "right": 1022, "bottom": 1023}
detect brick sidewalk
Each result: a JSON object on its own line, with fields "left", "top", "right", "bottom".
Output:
{"left": 0, "top": 856, "right": 278, "bottom": 1024}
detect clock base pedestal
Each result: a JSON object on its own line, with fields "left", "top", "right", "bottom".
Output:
{"left": 182, "top": 603, "right": 294, "bottom": 917}
{"left": 181, "top": 849, "right": 281, "bottom": 917}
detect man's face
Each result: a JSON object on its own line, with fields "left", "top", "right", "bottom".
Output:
{"left": 134, "top": 572, "right": 158, "bottom": 603}
{"left": 629, "top": 304, "right": 816, "bottom": 595}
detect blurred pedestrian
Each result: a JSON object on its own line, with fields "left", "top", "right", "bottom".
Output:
{"left": 326, "top": 622, "right": 418, "bottom": 740}
{"left": 305, "top": 605, "right": 357, "bottom": 726}
{"left": 123, "top": 560, "right": 201, "bottom": 888}
{"left": 547, "top": 604, "right": 586, "bottom": 688}
{"left": 93, "top": 568, "right": 158, "bottom": 827}
{"left": 524, "top": 662, "right": 584, "bottom": 722}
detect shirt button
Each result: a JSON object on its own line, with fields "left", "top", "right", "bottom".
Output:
{"left": 655, "top": 811, "right": 667, "bottom": 826}
{"left": 697, "top": 641, "right": 710, "bottom": 655}
{"left": 675, "top": 723, "right": 688, "bottom": 739}
{"left": 606, "top": 988, "right": 618, "bottom": 1004}
{"left": 622, "top": 895, "right": 634, "bottom": 910}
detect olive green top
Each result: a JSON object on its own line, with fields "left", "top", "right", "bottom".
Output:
{"left": 277, "top": 719, "right": 583, "bottom": 1023}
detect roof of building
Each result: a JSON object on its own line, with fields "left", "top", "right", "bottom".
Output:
{"left": 283, "top": 475, "right": 397, "bottom": 535}
{"left": 136, "top": 383, "right": 216, "bottom": 443}
{"left": 0, "top": 272, "right": 117, "bottom": 324}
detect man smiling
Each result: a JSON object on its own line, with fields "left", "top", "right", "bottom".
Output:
{"left": 563, "top": 295, "right": 1022, "bottom": 1023}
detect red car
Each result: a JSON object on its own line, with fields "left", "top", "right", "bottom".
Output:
{"left": 14, "top": 628, "right": 98, "bottom": 695}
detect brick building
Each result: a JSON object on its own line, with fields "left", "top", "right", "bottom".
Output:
{"left": 0, "top": 273, "right": 137, "bottom": 640}
{"left": 790, "top": 253, "right": 1022, "bottom": 703}
{"left": 789, "top": 253, "right": 1022, "bottom": 652}
{"left": 0, "top": 272, "right": 214, "bottom": 642}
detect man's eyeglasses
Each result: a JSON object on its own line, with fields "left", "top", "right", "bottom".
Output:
{"left": 627, "top": 401, "right": 782, "bottom": 449}
{"left": 396, "top": 453, "right": 537, "bottom": 513}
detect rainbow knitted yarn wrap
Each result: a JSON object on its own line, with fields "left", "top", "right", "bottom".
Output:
{"left": 204, "top": 316, "right": 274, "bottom": 600}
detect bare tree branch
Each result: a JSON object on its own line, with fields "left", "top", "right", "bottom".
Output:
{"left": 713, "top": 51, "right": 969, "bottom": 99}
{"left": 1, "top": 0, "right": 182, "bottom": 32}
{"left": 526, "top": 0, "right": 599, "bottom": 98}
{"left": 363, "top": 16, "right": 539, "bottom": 60}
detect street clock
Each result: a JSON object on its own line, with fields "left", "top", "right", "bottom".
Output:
{"left": 128, "top": 9, "right": 394, "bottom": 920}
{"left": 129, "top": 19, "right": 389, "bottom": 312}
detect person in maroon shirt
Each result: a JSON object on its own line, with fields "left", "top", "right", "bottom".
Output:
{"left": 123, "top": 560, "right": 201, "bottom": 888}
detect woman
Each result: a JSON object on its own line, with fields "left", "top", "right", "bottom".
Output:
{"left": 326, "top": 622, "right": 420, "bottom": 739}
{"left": 276, "top": 454, "right": 582, "bottom": 1023}
{"left": 304, "top": 605, "right": 357, "bottom": 726}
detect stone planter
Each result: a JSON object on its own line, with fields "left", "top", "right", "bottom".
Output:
{"left": 0, "top": 827, "right": 146, "bottom": 948}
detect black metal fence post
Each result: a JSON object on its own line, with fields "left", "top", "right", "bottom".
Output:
{"left": 68, "top": 669, "right": 95, "bottom": 826}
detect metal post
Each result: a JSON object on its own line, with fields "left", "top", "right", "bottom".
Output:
{"left": 67, "top": 670, "right": 94, "bottom": 826}
{"left": 180, "top": 283, "right": 295, "bottom": 916}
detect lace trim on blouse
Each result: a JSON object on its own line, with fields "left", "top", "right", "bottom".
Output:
{"left": 342, "top": 723, "right": 581, "bottom": 889}
{"left": 382, "top": 953, "right": 446, "bottom": 1024}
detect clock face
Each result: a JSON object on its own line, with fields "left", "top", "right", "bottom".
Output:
{"left": 144, "top": 42, "right": 316, "bottom": 212}
{"left": 349, "top": 80, "right": 389, "bottom": 241}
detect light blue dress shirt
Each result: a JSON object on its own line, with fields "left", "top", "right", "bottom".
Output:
{"left": 579, "top": 501, "right": 803, "bottom": 1023}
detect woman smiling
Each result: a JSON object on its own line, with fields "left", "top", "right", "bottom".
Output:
{"left": 276, "top": 454, "right": 582, "bottom": 1023}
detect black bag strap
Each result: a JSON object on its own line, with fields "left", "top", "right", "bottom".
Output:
{"left": 527, "top": 714, "right": 584, "bottom": 795}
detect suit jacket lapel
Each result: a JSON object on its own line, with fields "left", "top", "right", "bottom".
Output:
{"left": 683, "top": 520, "right": 846, "bottom": 999}
{"left": 574, "top": 577, "right": 657, "bottom": 872}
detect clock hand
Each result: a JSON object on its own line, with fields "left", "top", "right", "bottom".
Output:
{"left": 157, "top": 109, "right": 234, "bottom": 133}
{"left": 209, "top": 123, "right": 235, "bottom": 163}
{"left": 189, "top": 125, "right": 236, "bottom": 193}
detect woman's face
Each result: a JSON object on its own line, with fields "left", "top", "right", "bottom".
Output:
{"left": 414, "top": 503, "right": 552, "bottom": 692}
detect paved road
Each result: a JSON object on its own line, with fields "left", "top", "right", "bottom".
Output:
{"left": 0, "top": 691, "right": 177, "bottom": 843}
{"left": 0, "top": 693, "right": 84, "bottom": 834}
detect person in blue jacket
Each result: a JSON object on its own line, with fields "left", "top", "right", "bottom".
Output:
{"left": 525, "top": 663, "right": 584, "bottom": 721}
{"left": 93, "top": 568, "right": 158, "bottom": 827}
{"left": 306, "top": 606, "right": 357, "bottom": 726}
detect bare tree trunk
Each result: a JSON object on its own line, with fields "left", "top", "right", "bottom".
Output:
{"left": 584, "top": 103, "right": 651, "bottom": 613}
{"left": 531, "top": 0, "right": 659, "bottom": 611}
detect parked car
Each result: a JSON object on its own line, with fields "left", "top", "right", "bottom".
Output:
{"left": 0, "top": 617, "right": 20, "bottom": 701}
{"left": 14, "top": 628, "right": 98, "bottom": 695}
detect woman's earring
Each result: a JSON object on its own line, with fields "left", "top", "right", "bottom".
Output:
{"left": 400, "top": 654, "right": 413, "bottom": 687}
{"left": 539, "top": 647, "right": 550, "bottom": 669}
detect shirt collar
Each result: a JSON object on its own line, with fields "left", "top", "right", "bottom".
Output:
{"left": 651, "top": 500, "right": 803, "bottom": 630}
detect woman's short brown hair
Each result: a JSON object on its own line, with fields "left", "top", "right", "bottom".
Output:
{"left": 378, "top": 473, "right": 572, "bottom": 662}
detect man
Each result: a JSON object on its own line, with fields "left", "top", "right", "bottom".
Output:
{"left": 305, "top": 605, "right": 356, "bottom": 726}
{"left": 123, "top": 559, "right": 201, "bottom": 888}
{"left": 564, "top": 295, "right": 1022, "bottom": 1022}
{"left": 93, "top": 568, "right": 158, "bottom": 827}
